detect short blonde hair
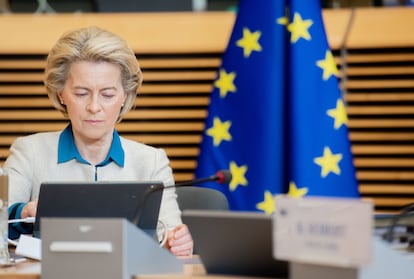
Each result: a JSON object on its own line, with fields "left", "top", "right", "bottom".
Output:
{"left": 44, "top": 26, "right": 143, "bottom": 122}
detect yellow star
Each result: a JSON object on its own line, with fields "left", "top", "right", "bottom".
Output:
{"left": 236, "top": 27, "right": 262, "bottom": 58}
{"left": 316, "top": 50, "right": 339, "bottom": 81}
{"left": 287, "top": 182, "right": 308, "bottom": 198}
{"left": 314, "top": 146, "right": 343, "bottom": 178}
{"left": 229, "top": 161, "right": 248, "bottom": 191}
{"left": 327, "top": 99, "right": 348, "bottom": 129}
{"left": 276, "top": 16, "right": 288, "bottom": 26}
{"left": 206, "top": 117, "right": 232, "bottom": 147}
{"left": 256, "top": 191, "right": 276, "bottom": 215}
{"left": 214, "top": 69, "right": 236, "bottom": 98}
{"left": 287, "top": 12, "right": 313, "bottom": 43}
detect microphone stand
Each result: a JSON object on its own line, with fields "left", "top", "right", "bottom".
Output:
{"left": 174, "top": 175, "right": 218, "bottom": 187}
{"left": 130, "top": 183, "right": 164, "bottom": 240}
{"left": 130, "top": 170, "right": 231, "bottom": 237}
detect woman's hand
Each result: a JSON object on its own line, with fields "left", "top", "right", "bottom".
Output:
{"left": 21, "top": 199, "right": 38, "bottom": 219}
{"left": 165, "top": 224, "right": 194, "bottom": 257}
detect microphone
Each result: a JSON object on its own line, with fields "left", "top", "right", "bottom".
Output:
{"left": 131, "top": 170, "right": 232, "bottom": 228}
{"left": 174, "top": 170, "right": 232, "bottom": 187}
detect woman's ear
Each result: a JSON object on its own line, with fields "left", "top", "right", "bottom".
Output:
{"left": 58, "top": 93, "right": 64, "bottom": 105}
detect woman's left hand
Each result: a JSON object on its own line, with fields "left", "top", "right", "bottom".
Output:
{"left": 166, "top": 224, "right": 194, "bottom": 256}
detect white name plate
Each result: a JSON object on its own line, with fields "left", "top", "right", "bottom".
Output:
{"left": 273, "top": 196, "right": 373, "bottom": 268}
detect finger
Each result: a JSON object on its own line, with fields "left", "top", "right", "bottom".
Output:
{"left": 171, "top": 224, "right": 189, "bottom": 239}
{"left": 28, "top": 202, "right": 37, "bottom": 216}
{"left": 169, "top": 226, "right": 193, "bottom": 246}
{"left": 167, "top": 224, "right": 194, "bottom": 256}
{"left": 169, "top": 231, "right": 192, "bottom": 247}
{"left": 170, "top": 240, "right": 194, "bottom": 256}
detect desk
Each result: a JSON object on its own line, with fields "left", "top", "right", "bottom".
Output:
{"left": 0, "top": 256, "right": 269, "bottom": 279}
{"left": 0, "top": 259, "right": 40, "bottom": 279}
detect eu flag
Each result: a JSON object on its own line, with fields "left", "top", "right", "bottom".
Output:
{"left": 195, "top": 0, "right": 360, "bottom": 213}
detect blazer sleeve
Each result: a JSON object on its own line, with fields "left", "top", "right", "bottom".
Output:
{"left": 4, "top": 136, "right": 35, "bottom": 206}
{"left": 152, "top": 148, "right": 183, "bottom": 241}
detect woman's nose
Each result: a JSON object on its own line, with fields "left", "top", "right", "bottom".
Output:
{"left": 86, "top": 97, "right": 101, "bottom": 113}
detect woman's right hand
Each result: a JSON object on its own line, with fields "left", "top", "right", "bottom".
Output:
{"left": 21, "top": 199, "right": 38, "bottom": 218}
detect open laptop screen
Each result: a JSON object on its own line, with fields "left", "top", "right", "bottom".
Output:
{"left": 33, "top": 181, "right": 164, "bottom": 239}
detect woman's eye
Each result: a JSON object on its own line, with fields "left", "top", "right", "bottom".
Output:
{"left": 102, "top": 94, "right": 115, "bottom": 99}
{"left": 74, "top": 91, "right": 88, "bottom": 97}
{"left": 101, "top": 90, "right": 116, "bottom": 99}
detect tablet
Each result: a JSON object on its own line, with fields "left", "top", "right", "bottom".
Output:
{"left": 33, "top": 181, "right": 164, "bottom": 239}
{"left": 183, "top": 210, "right": 289, "bottom": 278}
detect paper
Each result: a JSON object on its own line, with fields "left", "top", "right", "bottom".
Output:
{"left": 15, "top": 235, "right": 41, "bottom": 260}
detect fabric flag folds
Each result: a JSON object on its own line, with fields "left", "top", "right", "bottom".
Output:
{"left": 195, "top": 0, "right": 360, "bottom": 213}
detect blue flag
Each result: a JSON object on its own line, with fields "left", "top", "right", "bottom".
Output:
{"left": 195, "top": 0, "right": 360, "bottom": 213}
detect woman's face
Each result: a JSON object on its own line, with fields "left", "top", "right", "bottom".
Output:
{"left": 59, "top": 61, "right": 127, "bottom": 144}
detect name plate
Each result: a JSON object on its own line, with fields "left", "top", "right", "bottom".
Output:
{"left": 273, "top": 196, "right": 373, "bottom": 268}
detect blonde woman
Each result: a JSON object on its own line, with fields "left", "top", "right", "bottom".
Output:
{"left": 5, "top": 26, "right": 193, "bottom": 256}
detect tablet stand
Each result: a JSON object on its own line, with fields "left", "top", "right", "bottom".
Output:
{"left": 41, "top": 217, "right": 183, "bottom": 279}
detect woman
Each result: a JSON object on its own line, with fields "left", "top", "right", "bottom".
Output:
{"left": 5, "top": 26, "right": 193, "bottom": 256}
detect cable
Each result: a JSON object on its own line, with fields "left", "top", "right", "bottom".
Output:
{"left": 7, "top": 238, "right": 18, "bottom": 247}
{"left": 383, "top": 202, "right": 414, "bottom": 243}
{"left": 8, "top": 217, "right": 35, "bottom": 224}
{"left": 158, "top": 219, "right": 169, "bottom": 247}
{"left": 7, "top": 218, "right": 36, "bottom": 246}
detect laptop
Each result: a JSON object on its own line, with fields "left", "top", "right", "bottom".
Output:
{"left": 182, "top": 210, "right": 289, "bottom": 278}
{"left": 33, "top": 181, "right": 164, "bottom": 240}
